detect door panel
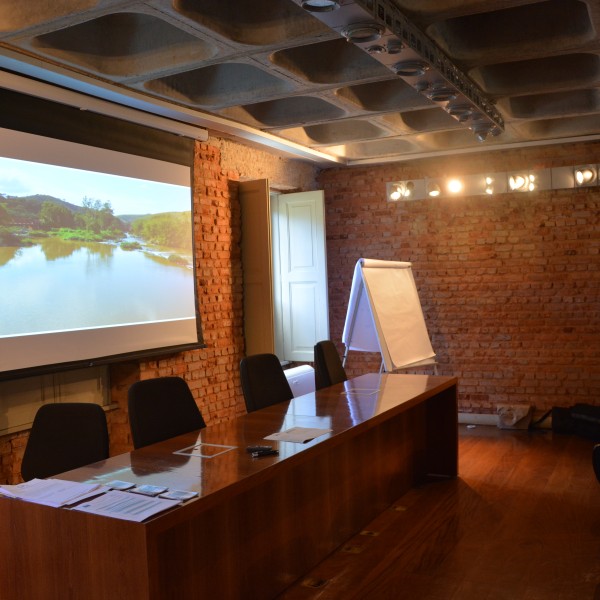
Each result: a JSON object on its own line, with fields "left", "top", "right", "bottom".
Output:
{"left": 239, "top": 179, "right": 274, "bottom": 356}
{"left": 274, "top": 191, "right": 328, "bottom": 362}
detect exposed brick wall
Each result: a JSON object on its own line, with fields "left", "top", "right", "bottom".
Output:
{"left": 319, "top": 142, "right": 600, "bottom": 415}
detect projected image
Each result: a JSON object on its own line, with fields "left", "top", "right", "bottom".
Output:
{"left": 0, "top": 156, "right": 195, "bottom": 337}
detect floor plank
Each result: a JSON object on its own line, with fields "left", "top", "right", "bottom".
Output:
{"left": 277, "top": 425, "right": 600, "bottom": 600}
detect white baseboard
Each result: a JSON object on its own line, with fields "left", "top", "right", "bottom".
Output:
{"left": 458, "top": 413, "right": 498, "bottom": 426}
{"left": 458, "top": 411, "right": 552, "bottom": 429}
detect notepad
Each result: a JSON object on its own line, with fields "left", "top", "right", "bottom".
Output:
{"left": 264, "top": 427, "right": 332, "bottom": 443}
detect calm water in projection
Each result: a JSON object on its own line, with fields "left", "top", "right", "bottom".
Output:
{"left": 0, "top": 238, "right": 195, "bottom": 336}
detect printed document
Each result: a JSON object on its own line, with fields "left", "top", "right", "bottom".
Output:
{"left": 73, "top": 490, "right": 180, "bottom": 522}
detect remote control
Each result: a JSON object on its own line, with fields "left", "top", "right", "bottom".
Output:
{"left": 251, "top": 449, "right": 279, "bottom": 458}
{"left": 246, "top": 445, "right": 273, "bottom": 453}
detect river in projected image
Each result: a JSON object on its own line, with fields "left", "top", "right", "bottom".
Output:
{"left": 0, "top": 237, "right": 195, "bottom": 336}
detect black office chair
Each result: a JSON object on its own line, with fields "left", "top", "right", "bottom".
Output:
{"left": 21, "top": 402, "right": 109, "bottom": 481}
{"left": 593, "top": 445, "right": 600, "bottom": 483}
{"left": 314, "top": 340, "right": 348, "bottom": 390}
{"left": 240, "top": 353, "right": 294, "bottom": 413}
{"left": 128, "top": 376, "right": 206, "bottom": 449}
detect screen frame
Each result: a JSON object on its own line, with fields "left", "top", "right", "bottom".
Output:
{"left": 0, "top": 90, "right": 204, "bottom": 381}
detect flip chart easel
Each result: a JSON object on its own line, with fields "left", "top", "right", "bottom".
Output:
{"left": 341, "top": 258, "right": 436, "bottom": 372}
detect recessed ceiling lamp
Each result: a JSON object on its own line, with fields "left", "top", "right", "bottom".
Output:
{"left": 427, "top": 85, "right": 457, "bottom": 103}
{"left": 342, "top": 22, "right": 385, "bottom": 43}
{"left": 509, "top": 173, "right": 535, "bottom": 192}
{"left": 473, "top": 122, "right": 493, "bottom": 143}
{"left": 387, "top": 40, "right": 403, "bottom": 55}
{"left": 301, "top": 0, "right": 339, "bottom": 12}
{"left": 367, "top": 44, "right": 386, "bottom": 54}
{"left": 393, "top": 60, "right": 430, "bottom": 77}
{"left": 446, "top": 103, "right": 473, "bottom": 122}
{"left": 574, "top": 165, "right": 597, "bottom": 186}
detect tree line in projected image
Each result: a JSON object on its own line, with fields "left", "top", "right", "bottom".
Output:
{"left": 0, "top": 194, "right": 192, "bottom": 265}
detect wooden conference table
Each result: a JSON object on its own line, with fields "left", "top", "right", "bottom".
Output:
{"left": 0, "top": 373, "right": 457, "bottom": 600}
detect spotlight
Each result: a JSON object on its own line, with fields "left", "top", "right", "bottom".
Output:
{"left": 390, "top": 185, "right": 402, "bottom": 201}
{"left": 388, "top": 181, "right": 414, "bottom": 201}
{"left": 426, "top": 85, "right": 457, "bottom": 103}
{"left": 427, "top": 182, "right": 441, "bottom": 197}
{"left": 342, "top": 22, "right": 384, "bottom": 43}
{"left": 574, "top": 166, "right": 597, "bottom": 186}
{"left": 473, "top": 122, "right": 493, "bottom": 143}
{"left": 367, "top": 44, "right": 386, "bottom": 54}
{"left": 386, "top": 40, "right": 403, "bottom": 55}
{"left": 447, "top": 179, "right": 463, "bottom": 194}
{"left": 485, "top": 176, "right": 494, "bottom": 195}
{"left": 509, "top": 175, "right": 525, "bottom": 190}
{"left": 301, "top": 0, "right": 339, "bottom": 12}
{"left": 393, "top": 60, "right": 430, "bottom": 77}
{"left": 509, "top": 174, "right": 535, "bottom": 192}
{"left": 446, "top": 103, "right": 473, "bottom": 122}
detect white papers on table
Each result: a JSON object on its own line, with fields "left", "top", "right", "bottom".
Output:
{"left": 72, "top": 490, "right": 180, "bottom": 522}
{"left": 341, "top": 388, "right": 381, "bottom": 396}
{"left": 264, "top": 427, "right": 332, "bottom": 443}
{"left": 0, "top": 478, "right": 104, "bottom": 508}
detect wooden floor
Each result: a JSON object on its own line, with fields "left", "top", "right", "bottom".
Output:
{"left": 278, "top": 425, "right": 600, "bottom": 600}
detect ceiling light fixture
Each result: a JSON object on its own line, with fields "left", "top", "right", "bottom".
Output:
{"left": 574, "top": 166, "right": 597, "bottom": 186}
{"left": 447, "top": 179, "right": 464, "bottom": 194}
{"left": 367, "top": 44, "right": 386, "bottom": 54}
{"left": 473, "top": 122, "right": 493, "bottom": 143}
{"left": 301, "top": 0, "right": 340, "bottom": 12}
{"left": 386, "top": 165, "right": 593, "bottom": 202}
{"left": 509, "top": 173, "right": 536, "bottom": 192}
{"left": 393, "top": 60, "right": 430, "bottom": 77}
{"left": 386, "top": 40, "right": 403, "bottom": 55}
{"left": 427, "top": 182, "right": 441, "bottom": 197}
{"left": 299, "top": 0, "right": 505, "bottom": 141}
{"left": 388, "top": 181, "right": 415, "bottom": 201}
{"left": 427, "top": 85, "right": 457, "bottom": 103}
{"left": 446, "top": 103, "right": 473, "bottom": 122}
{"left": 342, "top": 22, "right": 385, "bottom": 43}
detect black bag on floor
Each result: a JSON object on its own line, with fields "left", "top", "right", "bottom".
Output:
{"left": 552, "top": 404, "right": 600, "bottom": 441}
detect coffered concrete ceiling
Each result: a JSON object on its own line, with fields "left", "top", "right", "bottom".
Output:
{"left": 1, "top": 0, "right": 599, "bottom": 165}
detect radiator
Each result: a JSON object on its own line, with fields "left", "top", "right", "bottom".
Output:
{"left": 284, "top": 365, "right": 315, "bottom": 398}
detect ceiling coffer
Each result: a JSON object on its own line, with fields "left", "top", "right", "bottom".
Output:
{"left": 296, "top": 0, "right": 504, "bottom": 142}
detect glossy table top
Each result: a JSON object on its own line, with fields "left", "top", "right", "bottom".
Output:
{"left": 60, "top": 373, "right": 457, "bottom": 506}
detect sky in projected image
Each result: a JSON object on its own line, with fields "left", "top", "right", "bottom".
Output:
{"left": 0, "top": 156, "right": 190, "bottom": 214}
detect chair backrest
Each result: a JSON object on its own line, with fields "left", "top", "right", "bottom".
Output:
{"left": 314, "top": 340, "right": 348, "bottom": 390}
{"left": 21, "top": 402, "right": 109, "bottom": 481}
{"left": 240, "top": 353, "right": 294, "bottom": 413}
{"left": 128, "top": 377, "right": 206, "bottom": 449}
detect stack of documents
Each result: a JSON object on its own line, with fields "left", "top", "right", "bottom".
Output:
{"left": 73, "top": 490, "right": 180, "bottom": 522}
{"left": 0, "top": 478, "right": 104, "bottom": 507}
{"left": 0, "top": 478, "right": 184, "bottom": 522}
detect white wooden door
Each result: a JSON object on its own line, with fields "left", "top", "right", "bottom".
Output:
{"left": 272, "top": 191, "right": 329, "bottom": 362}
